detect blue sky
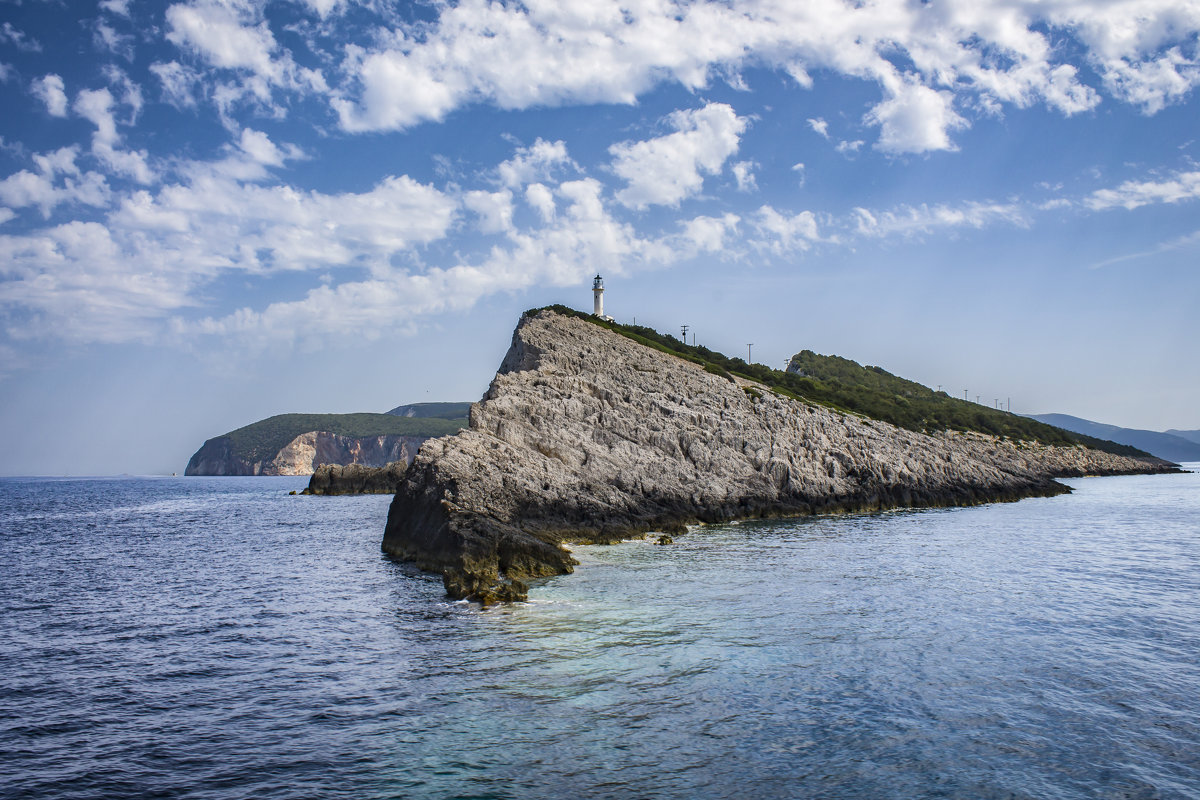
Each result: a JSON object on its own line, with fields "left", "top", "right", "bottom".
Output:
{"left": 1, "top": 0, "right": 1198, "bottom": 475}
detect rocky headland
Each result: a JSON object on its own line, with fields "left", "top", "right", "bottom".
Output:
{"left": 383, "top": 309, "right": 1176, "bottom": 603}
{"left": 187, "top": 431, "right": 427, "bottom": 476}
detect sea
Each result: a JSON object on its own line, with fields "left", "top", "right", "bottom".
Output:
{"left": 1, "top": 468, "right": 1198, "bottom": 800}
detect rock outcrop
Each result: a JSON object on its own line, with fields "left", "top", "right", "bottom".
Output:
{"left": 186, "top": 432, "right": 427, "bottom": 476}
{"left": 383, "top": 310, "right": 1176, "bottom": 603}
{"left": 301, "top": 461, "right": 408, "bottom": 495}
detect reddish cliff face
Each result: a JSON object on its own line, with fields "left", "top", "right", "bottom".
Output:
{"left": 383, "top": 310, "right": 1175, "bottom": 604}
{"left": 185, "top": 433, "right": 428, "bottom": 476}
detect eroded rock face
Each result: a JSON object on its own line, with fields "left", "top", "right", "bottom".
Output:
{"left": 302, "top": 461, "right": 407, "bottom": 495}
{"left": 185, "top": 433, "right": 427, "bottom": 476}
{"left": 383, "top": 310, "right": 1174, "bottom": 603}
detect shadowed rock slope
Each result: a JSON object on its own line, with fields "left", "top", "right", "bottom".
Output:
{"left": 383, "top": 310, "right": 1175, "bottom": 603}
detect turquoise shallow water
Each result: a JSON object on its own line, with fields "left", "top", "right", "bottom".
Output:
{"left": 1, "top": 468, "right": 1198, "bottom": 799}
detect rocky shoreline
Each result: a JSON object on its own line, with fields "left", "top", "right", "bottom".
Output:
{"left": 383, "top": 310, "right": 1177, "bottom": 604}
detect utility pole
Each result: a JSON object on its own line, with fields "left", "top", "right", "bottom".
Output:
{"left": 681, "top": 324, "right": 689, "bottom": 343}
{"left": 747, "top": 343, "right": 754, "bottom": 363}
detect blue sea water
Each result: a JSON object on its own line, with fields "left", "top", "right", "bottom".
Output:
{"left": 1, "top": 469, "right": 1199, "bottom": 800}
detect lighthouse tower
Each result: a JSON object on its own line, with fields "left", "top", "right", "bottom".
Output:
{"left": 592, "top": 274, "right": 605, "bottom": 317}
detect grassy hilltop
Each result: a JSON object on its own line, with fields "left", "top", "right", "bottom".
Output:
{"left": 531, "top": 305, "right": 1149, "bottom": 459}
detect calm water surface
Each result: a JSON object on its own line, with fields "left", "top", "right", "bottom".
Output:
{"left": 1, "top": 469, "right": 1198, "bottom": 799}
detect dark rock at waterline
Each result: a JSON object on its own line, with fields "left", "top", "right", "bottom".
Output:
{"left": 303, "top": 461, "right": 407, "bottom": 495}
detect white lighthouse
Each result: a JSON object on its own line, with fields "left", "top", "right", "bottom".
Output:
{"left": 592, "top": 274, "right": 612, "bottom": 320}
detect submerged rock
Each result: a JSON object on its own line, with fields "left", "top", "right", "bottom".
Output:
{"left": 383, "top": 310, "right": 1174, "bottom": 603}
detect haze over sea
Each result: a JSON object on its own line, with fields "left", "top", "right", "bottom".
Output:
{"left": 2, "top": 470, "right": 1198, "bottom": 799}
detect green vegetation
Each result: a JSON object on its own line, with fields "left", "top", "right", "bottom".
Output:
{"left": 386, "top": 401, "right": 474, "bottom": 419}
{"left": 219, "top": 413, "right": 467, "bottom": 464}
{"left": 526, "top": 304, "right": 1149, "bottom": 459}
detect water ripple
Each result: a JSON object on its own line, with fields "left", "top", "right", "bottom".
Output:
{"left": 1, "top": 472, "right": 1199, "bottom": 798}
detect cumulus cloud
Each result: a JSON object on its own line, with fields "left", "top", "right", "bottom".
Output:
{"left": 329, "top": 0, "right": 1200, "bottom": 151}
{"left": 74, "top": 88, "right": 155, "bottom": 184}
{"left": 680, "top": 213, "right": 740, "bottom": 253}
{"left": 464, "top": 189, "right": 515, "bottom": 233}
{"left": 1085, "top": 170, "right": 1200, "bottom": 210}
{"left": 31, "top": 74, "right": 68, "bottom": 117}
{"left": 0, "top": 168, "right": 458, "bottom": 343}
{"left": 525, "top": 183, "right": 557, "bottom": 223}
{"left": 866, "top": 80, "right": 968, "bottom": 154}
{"left": 177, "top": 177, "right": 676, "bottom": 343}
{"left": 165, "top": 0, "right": 327, "bottom": 111}
{"left": 497, "top": 139, "right": 575, "bottom": 189}
{"left": 0, "top": 147, "right": 110, "bottom": 218}
{"left": 808, "top": 118, "right": 830, "bottom": 139}
{"left": 731, "top": 161, "right": 758, "bottom": 192}
{"left": 611, "top": 103, "right": 747, "bottom": 209}
{"left": 753, "top": 206, "right": 820, "bottom": 253}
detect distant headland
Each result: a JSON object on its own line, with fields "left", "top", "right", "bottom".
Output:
{"left": 184, "top": 404, "right": 470, "bottom": 476}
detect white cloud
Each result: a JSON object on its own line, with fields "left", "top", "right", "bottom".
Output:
{"left": 165, "top": 0, "right": 327, "bottom": 111}
{"left": 731, "top": 161, "right": 758, "bottom": 192}
{"left": 329, "top": 0, "right": 1200, "bottom": 150}
{"left": 865, "top": 79, "right": 968, "bottom": 154}
{"left": 525, "top": 183, "right": 556, "bottom": 223}
{"left": 177, "top": 177, "right": 678, "bottom": 344}
{"left": 464, "top": 189, "right": 514, "bottom": 233}
{"left": 753, "top": 206, "right": 820, "bottom": 253}
{"left": 0, "top": 147, "right": 111, "bottom": 218}
{"left": 611, "top": 103, "right": 747, "bottom": 209}
{"left": 497, "top": 139, "right": 575, "bottom": 189}
{"left": 852, "top": 201, "right": 1026, "bottom": 237}
{"left": 680, "top": 213, "right": 740, "bottom": 253}
{"left": 1085, "top": 170, "right": 1200, "bottom": 210}
{"left": 74, "top": 88, "right": 155, "bottom": 185}
{"left": 100, "top": 0, "right": 131, "bottom": 15}
{"left": 0, "top": 22, "right": 41, "bottom": 52}
{"left": 31, "top": 75, "right": 68, "bottom": 117}
{"left": 836, "top": 139, "right": 864, "bottom": 155}
{"left": 150, "top": 61, "right": 201, "bottom": 108}
{"left": 95, "top": 20, "right": 134, "bottom": 60}
{"left": 0, "top": 169, "right": 458, "bottom": 344}
{"left": 808, "top": 118, "right": 830, "bottom": 139}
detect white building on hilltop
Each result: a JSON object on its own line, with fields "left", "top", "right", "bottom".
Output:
{"left": 592, "top": 274, "right": 614, "bottom": 321}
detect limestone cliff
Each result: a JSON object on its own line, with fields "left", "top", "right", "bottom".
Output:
{"left": 186, "top": 432, "right": 427, "bottom": 476}
{"left": 383, "top": 310, "right": 1175, "bottom": 603}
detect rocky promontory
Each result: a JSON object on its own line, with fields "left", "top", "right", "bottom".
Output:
{"left": 187, "top": 431, "right": 427, "bottom": 476}
{"left": 184, "top": 407, "right": 468, "bottom": 476}
{"left": 383, "top": 310, "right": 1175, "bottom": 603}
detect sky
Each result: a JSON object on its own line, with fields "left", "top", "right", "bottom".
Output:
{"left": 1, "top": 0, "right": 1198, "bottom": 475}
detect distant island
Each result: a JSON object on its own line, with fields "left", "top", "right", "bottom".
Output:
{"left": 185, "top": 403, "right": 470, "bottom": 476}
{"left": 383, "top": 307, "right": 1176, "bottom": 604}
{"left": 1024, "top": 413, "right": 1200, "bottom": 464}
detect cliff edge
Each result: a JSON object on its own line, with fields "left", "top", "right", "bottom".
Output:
{"left": 383, "top": 310, "right": 1174, "bottom": 603}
